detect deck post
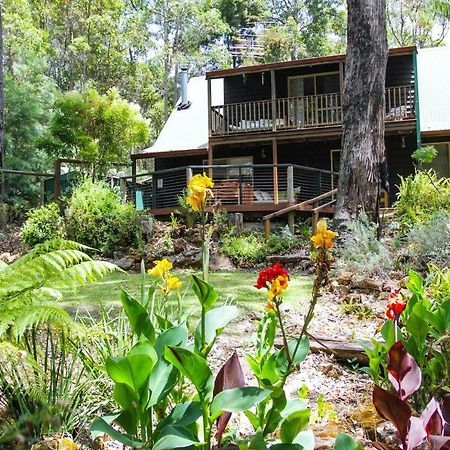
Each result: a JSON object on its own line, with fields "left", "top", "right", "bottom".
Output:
{"left": 312, "top": 211, "right": 319, "bottom": 234}
{"left": 272, "top": 139, "right": 279, "bottom": 205}
{"left": 186, "top": 167, "right": 193, "bottom": 184}
{"left": 120, "top": 178, "right": 127, "bottom": 202}
{"left": 207, "top": 78, "right": 212, "bottom": 138}
{"left": 288, "top": 212, "right": 295, "bottom": 235}
{"left": 208, "top": 144, "right": 213, "bottom": 178}
{"left": 264, "top": 218, "right": 270, "bottom": 240}
{"left": 271, "top": 69, "right": 276, "bottom": 131}
{"left": 287, "top": 165, "right": 294, "bottom": 203}
{"left": 131, "top": 157, "right": 137, "bottom": 206}
{"left": 54, "top": 159, "right": 61, "bottom": 203}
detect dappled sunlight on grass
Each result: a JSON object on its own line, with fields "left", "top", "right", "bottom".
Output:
{"left": 61, "top": 270, "right": 313, "bottom": 318}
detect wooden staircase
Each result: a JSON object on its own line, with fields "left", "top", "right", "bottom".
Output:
{"left": 263, "top": 189, "right": 337, "bottom": 239}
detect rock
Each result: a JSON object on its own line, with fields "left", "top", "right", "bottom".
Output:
{"left": 210, "top": 252, "right": 235, "bottom": 271}
{"left": 113, "top": 251, "right": 124, "bottom": 260}
{"left": 350, "top": 277, "right": 384, "bottom": 293}
{"left": 116, "top": 255, "right": 136, "bottom": 271}
{"left": 174, "top": 248, "right": 202, "bottom": 268}
{"left": 266, "top": 251, "right": 310, "bottom": 265}
{"left": 0, "top": 252, "right": 11, "bottom": 263}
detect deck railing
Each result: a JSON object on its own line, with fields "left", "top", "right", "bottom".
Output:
{"left": 211, "top": 84, "right": 415, "bottom": 136}
{"left": 123, "top": 164, "right": 339, "bottom": 213}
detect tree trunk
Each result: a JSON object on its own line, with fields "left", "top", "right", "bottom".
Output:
{"left": 334, "top": 0, "right": 388, "bottom": 226}
{"left": 0, "top": 4, "right": 5, "bottom": 203}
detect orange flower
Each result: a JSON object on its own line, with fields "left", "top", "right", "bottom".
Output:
{"left": 311, "top": 219, "right": 338, "bottom": 249}
{"left": 255, "top": 262, "right": 289, "bottom": 301}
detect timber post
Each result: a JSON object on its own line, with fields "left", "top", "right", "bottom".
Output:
{"left": 288, "top": 212, "right": 295, "bottom": 235}
{"left": 54, "top": 159, "right": 62, "bottom": 203}
{"left": 264, "top": 218, "right": 270, "bottom": 240}
{"left": 270, "top": 69, "right": 276, "bottom": 131}
{"left": 272, "top": 139, "right": 279, "bottom": 205}
{"left": 186, "top": 167, "right": 193, "bottom": 184}
{"left": 287, "top": 165, "right": 294, "bottom": 203}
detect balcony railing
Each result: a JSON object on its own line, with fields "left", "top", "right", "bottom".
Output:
{"left": 211, "top": 84, "right": 415, "bottom": 137}
{"left": 123, "top": 164, "right": 338, "bottom": 212}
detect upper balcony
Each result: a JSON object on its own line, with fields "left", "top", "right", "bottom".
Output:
{"left": 207, "top": 47, "right": 417, "bottom": 139}
{"left": 210, "top": 85, "right": 415, "bottom": 137}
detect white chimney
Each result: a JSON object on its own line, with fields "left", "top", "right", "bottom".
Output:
{"left": 178, "top": 66, "right": 191, "bottom": 110}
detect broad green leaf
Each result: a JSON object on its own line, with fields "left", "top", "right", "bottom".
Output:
{"left": 281, "top": 399, "right": 309, "bottom": 418}
{"left": 164, "top": 346, "right": 214, "bottom": 400}
{"left": 210, "top": 387, "right": 270, "bottom": 421}
{"left": 294, "top": 430, "right": 315, "bottom": 450}
{"left": 154, "top": 324, "right": 188, "bottom": 356}
{"left": 192, "top": 275, "right": 218, "bottom": 311}
{"left": 276, "top": 337, "right": 310, "bottom": 374}
{"left": 406, "top": 312, "right": 429, "bottom": 351}
{"left": 155, "top": 401, "right": 202, "bottom": 438}
{"left": 244, "top": 409, "right": 260, "bottom": 430}
{"left": 194, "top": 305, "right": 239, "bottom": 353}
{"left": 249, "top": 431, "right": 269, "bottom": 450}
{"left": 270, "top": 445, "right": 303, "bottom": 449}
{"left": 106, "top": 340, "right": 157, "bottom": 394}
{"left": 90, "top": 417, "right": 144, "bottom": 448}
{"left": 334, "top": 433, "right": 364, "bottom": 450}
{"left": 121, "top": 290, "right": 155, "bottom": 343}
{"left": 152, "top": 425, "right": 201, "bottom": 450}
{"left": 280, "top": 408, "right": 311, "bottom": 443}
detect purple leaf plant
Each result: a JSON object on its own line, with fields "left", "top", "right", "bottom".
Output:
{"left": 372, "top": 341, "right": 450, "bottom": 450}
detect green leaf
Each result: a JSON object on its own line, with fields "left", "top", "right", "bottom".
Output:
{"left": 334, "top": 433, "right": 363, "bottom": 450}
{"left": 152, "top": 425, "right": 202, "bottom": 450}
{"left": 270, "top": 445, "right": 303, "bottom": 449}
{"left": 294, "top": 430, "right": 315, "bottom": 450}
{"left": 106, "top": 340, "right": 157, "bottom": 394}
{"left": 154, "top": 324, "right": 189, "bottom": 356}
{"left": 164, "top": 346, "right": 214, "bottom": 401}
{"left": 192, "top": 275, "right": 218, "bottom": 311}
{"left": 276, "top": 337, "right": 310, "bottom": 374}
{"left": 194, "top": 305, "right": 239, "bottom": 354}
{"left": 210, "top": 387, "right": 270, "bottom": 421}
{"left": 121, "top": 290, "right": 155, "bottom": 343}
{"left": 155, "top": 402, "right": 202, "bottom": 439}
{"left": 90, "top": 417, "right": 144, "bottom": 448}
{"left": 280, "top": 408, "right": 311, "bottom": 443}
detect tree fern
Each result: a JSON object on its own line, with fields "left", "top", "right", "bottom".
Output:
{"left": 0, "top": 239, "right": 120, "bottom": 338}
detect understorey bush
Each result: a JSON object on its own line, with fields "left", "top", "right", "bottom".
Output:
{"left": 21, "top": 203, "right": 65, "bottom": 247}
{"left": 66, "top": 179, "right": 140, "bottom": 255}
{"left": 336, "top": 212, "right": 392, "bottom": 277}
{"left": 399, "top": 211, "right": 450, "bottom": 271}
{"left": 394, "top": 170, "right": 450, "bottom": 233}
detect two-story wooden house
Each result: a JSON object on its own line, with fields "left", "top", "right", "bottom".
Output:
{"left": 129, "top": 45, "right": 450, "bottom": 218}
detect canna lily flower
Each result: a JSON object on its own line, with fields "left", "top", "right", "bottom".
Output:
{"left": 386, "top": 290, "right": 407, "bottom": 320}
{"left": 311, "top": 219, "right": 338, "bottom": 250}
{"left": 167, "top": 275, "right": 182, "bottom": 291}
{"left": 186, "top": 173, "right": 214, "bottom": 211}
{"left": 255, "top": 262, "right": 289, "bottom": 301}
{"left": 148, "top": 258, "right": 173, "bottom": 278}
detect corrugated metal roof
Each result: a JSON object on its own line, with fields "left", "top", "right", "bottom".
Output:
{"left": 143, "top": 76, "right": 223, "bottom": 155}
{"left": 418, "top": 46, "right": 450, "bottom": 132}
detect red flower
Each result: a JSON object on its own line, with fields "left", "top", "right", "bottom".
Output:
{"left": 255, "top": 262, "right": 289, "bottom": 289}
{"left": 386, "top": 290, "right": 407, "bottom": 320}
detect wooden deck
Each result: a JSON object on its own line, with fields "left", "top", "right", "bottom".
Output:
{"left": 210, "top": 85, "right": 415, "bottom": 139}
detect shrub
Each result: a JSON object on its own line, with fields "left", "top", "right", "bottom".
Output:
{"left": 21, "top": 203, "right": 64, "bottom": 247}
{"left": 66, "top": 179, "right": 140, "bottom": 254}
{"left": 394, "top": 170, "right": 450, "bottom": 232}
{"left": 336, "top": 212, "right": 392, "bottom": 276}
{"left": 221, "top": 231, "right": 267, "bottom": 266}
{"left": 400, "top": 211, "right": 450, "bottom": 270}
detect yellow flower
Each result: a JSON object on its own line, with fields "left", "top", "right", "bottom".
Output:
{"left": 268, "top": 275, "right": 289, "bottom": 300}
{"left": 186, "top": 173, "right": 214, "bottom": 211}
{"left": 265, "top": 300, "right": 277, "bottom": 313}
{"left": 148, "top": 258, "right": 173, "bottom": 278}
{"left": 167, "top": 276, "right": 182, "bottom": 291}
{"left": 311, "top": 219, "right": 338, "bottom": 249}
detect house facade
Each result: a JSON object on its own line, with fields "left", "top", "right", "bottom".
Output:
{"left": 130, "top": 46, "right": 450, "bottom": 217}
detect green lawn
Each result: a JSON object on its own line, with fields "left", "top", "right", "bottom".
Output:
{"left": 61, "top": 270, "right": 313, "bottom": 317}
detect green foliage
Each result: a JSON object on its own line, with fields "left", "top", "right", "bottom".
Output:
{"left": 40, "top": 88, "right": 150, "bottom": 175}
{"left": 363, "top": 268, "right": 450, "bottom": 410}
{"left": 0, "top": 239, "right": 118, "bottom": 339}
{"left": 412, "top": 146, "right": 438, "bottom": 164}
{"left": 336, "top": 212, "right": 393, "bottom": 276}
{"left": 0, "top": 329, "right": 102, "bottom": 447}
{"left": 394, "top": 170, "right": 450, "bottom": 232}
{"left": 400, "top": 212, "right": 450, "bottom": 270}
{"left": 66, "top": 179, "right": 140, "bottom": 254}
{"left": 221, "top": 228, "right": 306, "bottom": 266}
{"left": 21, "top": 203, "right": 64, "bottom": 247}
